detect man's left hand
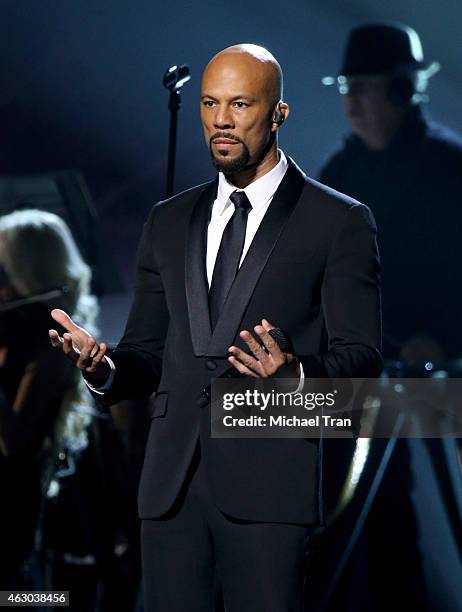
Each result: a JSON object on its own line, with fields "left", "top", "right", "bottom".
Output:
{"left": 228, "top": 319, "right": 300, "bottom": 379}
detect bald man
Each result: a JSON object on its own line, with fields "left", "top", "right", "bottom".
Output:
{"left": 50, "top": 45, "right": 381, "bottom": 611}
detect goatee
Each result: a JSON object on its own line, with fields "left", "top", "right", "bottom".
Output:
{"left": 209, "top": 133, "right": 251, "bottom": 174}
{"left": 210, "top": 146, "right": 251, "bottom": 174}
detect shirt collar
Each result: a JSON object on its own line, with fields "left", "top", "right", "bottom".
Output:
{"left": 215, "top": 150, "right": 288, "bottom": 216}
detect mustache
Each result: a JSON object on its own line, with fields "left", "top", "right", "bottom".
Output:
{"left": 209, "top": 132, "right": 244, "bottom": 146}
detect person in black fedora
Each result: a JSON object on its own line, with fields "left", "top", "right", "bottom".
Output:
{"left": 319, "top": 22, "right": 462, "bottom": 612}
{"left": 320, "top": 22, "right": 462, "bottom": 364}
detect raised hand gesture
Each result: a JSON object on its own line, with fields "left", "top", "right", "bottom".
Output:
{"left": 49, "top": 309, "right": 109, "bottom": 382}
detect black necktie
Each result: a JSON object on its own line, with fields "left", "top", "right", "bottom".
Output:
{"left": 209, "top": 190, "right": 252, "bottom": 330}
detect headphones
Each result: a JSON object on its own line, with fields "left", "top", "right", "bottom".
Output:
{"left": 272, "top": 103, "right": 285, "bottom": 125}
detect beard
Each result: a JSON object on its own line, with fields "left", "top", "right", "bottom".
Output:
{"left": 209, "top": 133, "right": 251, "bottom": 174}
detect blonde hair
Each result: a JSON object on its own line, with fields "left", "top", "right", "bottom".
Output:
{"left": 0, "top": 209, "right": 99, "bottom": 486}
{"left": 0, "top": 209, "right": 97, "bottom": 330}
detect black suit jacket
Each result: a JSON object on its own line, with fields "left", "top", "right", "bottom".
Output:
{"left": 100, "top": 158, "right": 381, "bottom": 525}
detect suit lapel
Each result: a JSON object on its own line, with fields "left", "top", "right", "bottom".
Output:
{"left": 185, "top": 178, "right": 217, "bottom": 356}
{"left": 206, "top": 158, "right": 306, "bottom": 357}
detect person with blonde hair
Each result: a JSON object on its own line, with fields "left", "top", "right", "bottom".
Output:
{"left": 0, "top": 208, "right": 97, "bottom": 589}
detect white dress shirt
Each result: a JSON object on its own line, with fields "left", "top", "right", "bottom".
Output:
{"left": 89, "top": 150, "right": 304, "bottom": 393}
{"left": 207, "top": 150, "right": 288, "bottom": 286}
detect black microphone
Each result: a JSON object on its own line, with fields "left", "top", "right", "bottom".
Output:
{"left": 163, "top": 64, "right": 191, "bottom": 91}
{"left": 225, "top": 327, "right": 294, "bottom": 378}
{"left": 267, "top": 328, "right": 294, "bottom": 354}
{"left": 197, "top": 328, "right": 295, "bottom": 407}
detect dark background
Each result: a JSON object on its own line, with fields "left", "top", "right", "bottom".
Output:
{"left": 2, "top": 1, "right": 461, "bottom": 608}
{"left": 1, "top": 0, "right": 461, "bottom": 290}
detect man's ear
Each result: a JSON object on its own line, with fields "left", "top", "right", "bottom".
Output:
{"left": 271, "top": 101, "right": 289, "bottom": 131}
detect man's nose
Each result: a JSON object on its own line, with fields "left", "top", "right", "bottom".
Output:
{"left": 343, "top": 91, "right": 358, "bottom": 105}
{"left": 213, "top": 106, "right": 234, "bottom": 129}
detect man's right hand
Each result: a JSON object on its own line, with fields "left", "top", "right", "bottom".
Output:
{"left": 49, "top": 309, "right": 110, "bottom": 385}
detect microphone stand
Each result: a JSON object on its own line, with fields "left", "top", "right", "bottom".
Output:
{"left": 166, "top": 90, "right": 180, "bottom": 199}
{"left": 163, "top": 64, "right": 191, "bottom": 198}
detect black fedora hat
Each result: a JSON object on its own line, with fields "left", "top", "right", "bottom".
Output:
{"left": 323, "top": 22, "right": 440, "bottom": 85}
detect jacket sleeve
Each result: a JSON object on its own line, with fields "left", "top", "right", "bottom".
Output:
{"left": 97, "top": 204, "right": 170, "bottom": 404}
{"left": 300, "top": 203, "right": 382, "bottom": 378}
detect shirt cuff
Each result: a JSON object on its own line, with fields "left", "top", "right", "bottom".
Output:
{"left": 84, "top": 356, "right": 115, "bottom": 395}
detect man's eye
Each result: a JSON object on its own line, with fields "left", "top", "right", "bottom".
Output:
{"left": 233, "top": 101, "right": 248, "bottom": 108}
{"left": 203, "top": 100, "right": 215, "bottom": 107}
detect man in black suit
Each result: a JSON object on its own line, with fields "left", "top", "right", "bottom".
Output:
{"left": 49, "top": 44, "right": 381, "bottom": 611}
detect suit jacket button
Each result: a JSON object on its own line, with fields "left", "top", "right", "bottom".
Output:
{"left": 206, "top": 359, "right": 217, "bottom": 371}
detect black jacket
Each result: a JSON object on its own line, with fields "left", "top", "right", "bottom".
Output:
{"left": 99, "top": 158, "right": 381, "bottom": 525}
